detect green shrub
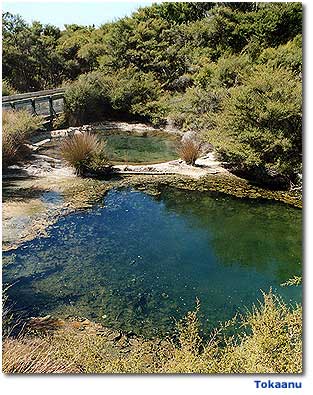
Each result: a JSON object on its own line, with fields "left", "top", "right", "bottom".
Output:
{"left": 195, "top": 54, "right": 252, "bottom": 89}
{"left": 64, "top": 71, "right": 112, "bottom": 125}
{"left": 209, "top": 65, "right": 302, "bottom": 183}
{"left": 60, "top": 132, "right": 111, "bottom": 176}
{"left": 2, "top": 110, "right": 43, "bottom": 166}
{"left": 52, "top": 113, "right": 69, "bottom": 130}
{"left": 64, "top": 68, "right": 163, "bottom": 125}
{"left": 109, "top": 68, "right": 162, "bottom": 113}
{"left": 2, "top": 80, "right": 17, "bottom": 96}
{"left": 168, "top": 87, "right": 225, "bottom": 131}
{"left": 258, "top": 35, "right": 302, "bottom": 75}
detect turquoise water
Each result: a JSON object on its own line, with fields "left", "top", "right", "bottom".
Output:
{"left": 3, "top": 188, "right": 302, "bottom": 337}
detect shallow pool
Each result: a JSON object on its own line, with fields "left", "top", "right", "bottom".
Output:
{"left": 3, "top": 188, "right": 302, "bottom": 337}
{"left": 39, "top": 130, "right": 179, "bottom": 164}
{"left": 98, "top": 131, "right": 178, "bottom": 164}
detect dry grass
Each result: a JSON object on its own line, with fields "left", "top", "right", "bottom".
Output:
{"left": 2, "top": 338, "right": 76, "bottom": 374}
{"left": 2, "top": 110, "right": 43, "bottom": 166}
{"left": 2, "top": 291, "right": 302, "bottom": 374}
{"left": 60, "top": 132, "right": 109, "bottom": 175}
{"left": 178, "top": 138, "right": 202, "bottom": 165}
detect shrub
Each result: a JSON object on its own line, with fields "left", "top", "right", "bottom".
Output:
{"left": 2, "top": 291, "right": 302, "bottom": 373}
{"left": 52, "top": 113, "right": 68, "bottom": 130}
{"left": 64, "top": 68, "right": 164, "bottom": 125}
{"left": 178, "top": 138, "right": 202, "bottom": 165}
{"left": 109, "top": 68, "right": 162, "bottom": 113}
{"left": 2, "top": 80, "right": 17, "bottom": 96}
{"left": 209, "top": 65, "right": 302, "bottom": 184}
{"left": 2, "top": 110, "right": 43, "bottom": 167}
{"left": 64, "top": 71, "right": 112, "bottom": 125}
{"left": 167, "top": 87, "right": 225, "bottom": 131}
{"left": 60, "top": 132, "right": 111, "bottom": 176}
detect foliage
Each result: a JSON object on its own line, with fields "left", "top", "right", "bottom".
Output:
{"left": 2, "top": 286, "right": 15, "bottom": 338}
{"left": 209, "top": 65, "right": 302, "bottom": 183}
{"left": 60, "top": 132, "right": 111, "bottom": 176}
{"left": 52, "top": 113, "right": 68, "bottom": 130}
{"left": 2, "top": 79, "right": 17, "bottom": 96}
{"left": 2, "top": 2, "right": 302, "bottom": 185}
{"left": 64, "top": 68, "right": 163, "bottom": 124}
{"left": 2, "top": 291, "right": 302, "bottom": 374}
{"left": 167, "top": 87, "right": 225, "bottom": 131}
{"left": 258, "top": 35, "right": 302, "bottom": 75}
{"left": 281, "top": 275, "right": 302, "bottom": 287}
{"left": 2, "top": 12, "right": 64, "bottom": 91}
{"left": 64, "top": 71, "right": 111, "bottom": 124}
{"left": 2, "top": 338, "right": 74, "bottom": 373}
{"left": 2, "top": 110, "right": 43, "bottom": 166}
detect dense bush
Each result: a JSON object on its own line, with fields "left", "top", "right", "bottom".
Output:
{"left": 64, "top": 71, "right": 112, "bottom": 124}
{"left": 258, "top": 35, "right": 302, "bottom": 75}
{"left": 64, "top": 68, "right": 163, "bottom": 125}
{"left": 2, "top": 2, "right": 302, "bottom": 186}
{"left": 167, "top": 87, "right": 225, "bottom": 131}
{"left": 2, "top": 110, "right": 43, "bottom": 166}
{"left": 209, "top": 65, "right": 302, "bottom": 183}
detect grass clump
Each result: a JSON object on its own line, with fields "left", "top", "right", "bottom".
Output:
{"left": 2, "top": 338, "right": 75, "bottom": 374}
{"left": 2, "top": 291, "right": 302, "bottom": 374}
{"left": 2, "top": 110, "right": 43, "bottom": 167}
{"left": 178, "top": 138, "right": 202, "bottom": 166}
{"left": 2, "top": 80, "right": 17, "bottom": 96}
{"left": 60, "top": 132, "right": 112, "bottom": 176}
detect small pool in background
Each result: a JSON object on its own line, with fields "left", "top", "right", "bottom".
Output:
{"left": 3, "top": 188, "right": 302, "bottom": 337}
{"left": 39, "top": 130, "right": 179, "bottom": 164}
{"left": 97, "top": 130, "right": 179, "bottom": 164}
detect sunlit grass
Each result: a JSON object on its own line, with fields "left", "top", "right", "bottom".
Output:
{"left": 2, "top": 291, "right": 302, "bottom": 374}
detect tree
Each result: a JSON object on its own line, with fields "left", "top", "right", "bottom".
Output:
{"left": 209, "top": 65, "right": 302, "bottom": 183}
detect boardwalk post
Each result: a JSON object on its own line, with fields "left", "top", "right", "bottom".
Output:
{"left": 49, "top": 96, "right": 54, "bottom": 120}
{"left": 31, "top": 99, "right": 36, "bottom": 115}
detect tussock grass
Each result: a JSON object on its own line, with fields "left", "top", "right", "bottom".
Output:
{"left": 2, "top": 291, "right": 302, "bottom": 374}
{"left": 178, "top": 138, "right": 202, "bottom": 166}
{"left": 60, "top": 132, "right": 111, "bottom": 176}
{"left": 2, "top": 110, "right": 43, "bottom": 166}
{"left": 2, "top": 338, "right": 75, "bottom": 374}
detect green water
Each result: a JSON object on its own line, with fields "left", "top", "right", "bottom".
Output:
{"left": 3, "top": 188, "right": 302, "bottom": 337}
{"left": 39, "top": 130, "right": 178, "bottom": 164}
{"left": 98, "top": 131, "right": 178, "bottom": 164}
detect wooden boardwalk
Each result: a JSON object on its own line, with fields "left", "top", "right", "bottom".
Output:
{"left": 2, "top": 88, "right": 65, "bottom": 124}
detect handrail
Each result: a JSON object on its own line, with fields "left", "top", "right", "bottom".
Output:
{"left": 2, "top": 88, "right": 65, "bottom": 103}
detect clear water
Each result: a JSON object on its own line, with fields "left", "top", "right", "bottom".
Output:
{"left": 97, "top": 131, "right": 178, "bottom": 164}
{"left": 39, "top": 131, "right": 178, "bottom": 164}
{"left": 3, "top": 188, "right": 302, "bottom": 337}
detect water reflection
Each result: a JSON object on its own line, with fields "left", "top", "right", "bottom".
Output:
{"left": 3, "top": 188, "right": 302, "bottom": 337}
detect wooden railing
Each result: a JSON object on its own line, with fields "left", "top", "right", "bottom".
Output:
{"left": 2, "top": 88, "right": 65, "bottom": 124}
